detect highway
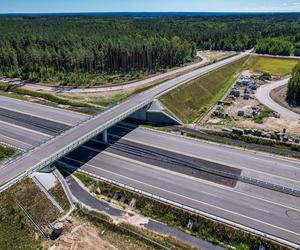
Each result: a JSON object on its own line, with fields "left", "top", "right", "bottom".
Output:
{"left": 0, "top": 50, "right": 250, "bottom": 191}
{"left": 256, "top": 77, "right": 300, "bottom": 121}
{"left": 56, "top": 125, "right": 300, "bottom": 246}
{"left": 0, "top": 94, "right": 300, "bottom": 245}
{"left": 0, "top": 95, "right": 89, "bottom": 126}
{"left": 0, "top": 96, "right": 89, "bottom": 149}
{"left": 108, "top": 124, "right": 300, "bottom": 190}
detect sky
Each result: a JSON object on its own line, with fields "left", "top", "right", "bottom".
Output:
{"left": 1, "top": 0, "right": 300, "bottom": 14}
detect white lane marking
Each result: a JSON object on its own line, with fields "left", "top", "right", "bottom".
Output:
{"left": 0, "top": 95, "right": 89, "bottom": 124}
{"left": 117, "top": 122, "right": 300, "bottom": 165}
{"left": 67, "top": 148, "right": 300, "bottom": 213}
{"left": 64, "top": 156, "right": 300, "bottom": 238}
{"left": 117, "top": 125, "right": 300, "bottom": 167}
{"left": 85, "top": 139, "right": 300, "bottom": 208}
{"left": 108, "top": 133, "right": 300, "bottom": 185}
{"left": 0, "top": 134, "right": 32, "bottom": 148}
{"left": 0, "top": 105, "right": 74, "bottom": 126}
{"left": 0, "top": 120, "right": 51, "bottom": 137}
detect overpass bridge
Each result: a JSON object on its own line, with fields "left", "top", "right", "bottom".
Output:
{"left": 0, "top": 51, "right": 250, "bottom": 192}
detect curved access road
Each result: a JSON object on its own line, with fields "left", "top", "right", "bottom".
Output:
{"left": 4, "top": 54, "right": 209, "bottom": 94}
{"left": 256, "top": 78, "right": 300, "bottom": 121}
{"left": 62, "top": 54, "right": 210, "bottom": 93}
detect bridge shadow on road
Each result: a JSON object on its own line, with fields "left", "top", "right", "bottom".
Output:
{"left": 55, "top": 121, "right": 139, "bottom": 177}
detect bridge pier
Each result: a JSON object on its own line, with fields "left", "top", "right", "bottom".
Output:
{"left": 102, "top": 129, "right": 108, "bottom": 144}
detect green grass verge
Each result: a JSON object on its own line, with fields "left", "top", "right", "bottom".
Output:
{"left": 0, "top": 178, "right": 60, "bottom": 250}
{"left": 160, "top": 57, "right": 249, "bottom": 123}
{"left": 0, "top": 82, "right": 99, "bottom": 115}
{"left": 0, "top": 82, "right": 91, "bottom": 107}
{"left": 160, "top": 55, "right": 299, "bottom": 124}
{"left": 74, "top": 172, "right": 288, "bottom": 250}
{"left": 247, "top": 56, "right": 299, "bottom": 77}
{"left": 48, "top": 182, "right": 70, "bottom": 212}
{"left": 0, "top": 145, "right": 17, "bottom": 161}
{"left": 184, "top": 130, "right": 300, "bottom": 158}
{"left": 90, "top": 92, "right": 131, "bottom": 107}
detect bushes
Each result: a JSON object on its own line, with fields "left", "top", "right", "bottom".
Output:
{"left": 74, "top": 172, "right": 289, "bottom": 250}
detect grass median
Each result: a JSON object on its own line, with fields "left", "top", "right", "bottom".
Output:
{"left": 0, "top": 145, "right": 17, "bottom": 161}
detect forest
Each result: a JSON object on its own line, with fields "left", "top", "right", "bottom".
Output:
{"left": 0, "top": 14, "right": 300, "bottom": 85}
{"left": 287, "top": 63, "right": 300, "bottom": 106}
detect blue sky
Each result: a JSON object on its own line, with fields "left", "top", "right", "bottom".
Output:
{"left": 1, "top": 0, "right": 300, "bottom": 13}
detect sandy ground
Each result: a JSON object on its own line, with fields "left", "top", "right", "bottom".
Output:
{"left": 49, "top": 219, "right": 118, "bottom": 250}
{"left": 240, "top": 117, "right": 300, "bottom": 135}
{"left": 204, "top": 71, "right": 300, "bottom": 136}
{"left": 226, "top": 98, "right": 260, "bottom": 117}
{"left": 270, "top": 85, "right": 300, "bottom": 115}
{"left": 198, "top": 50, "right": 236, "bottom": 62}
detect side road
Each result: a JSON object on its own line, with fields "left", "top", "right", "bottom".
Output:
{"left": 58, "top": 168, "right": 224, "bottom": 250}
{"left": 1, "top": 53, "right": 209, "bottom": 94}
{"left": 256, "top": 77, "right": 300, "bottom": 121}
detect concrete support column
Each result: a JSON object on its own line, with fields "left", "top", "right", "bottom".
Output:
{"left": 102, "top": 129, "right": 108, "bottom": 144}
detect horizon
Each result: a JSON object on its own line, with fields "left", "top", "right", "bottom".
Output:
{"left": 1, "top": 11, "right": 300, "bottom": 15}
{"left": 1, "top": 0, "right": 300, "bottom": 14}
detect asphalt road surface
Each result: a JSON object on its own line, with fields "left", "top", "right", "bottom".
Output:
{"left": 58, "top": 134, "right": 300, "bottom": 246}
{"left": 0, "top": 51, "right": 250, "bottom": 191}
{"left": 256, "top": 78, "right": 300, "bottom": 121}
{"left": 63, "top": 172, "right": 224, "bottom": 250}
{"left": 0, "top": 96, "right": 89, "bottom": 149}
{"left": 108, "top": 123, "right": 300, "bottom": 190}
{"left": 0, "top": 95, "right": 89, "bottom": 126}
{"left": 1, "top": 92, "right": 300, "bottom": 246}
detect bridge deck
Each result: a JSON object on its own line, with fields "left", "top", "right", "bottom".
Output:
{"left": 0, "top": 51, "right": 249, "bottom": 191}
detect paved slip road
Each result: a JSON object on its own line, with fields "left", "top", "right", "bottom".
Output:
{"left": 256, "top": 78, "right": 300, "bottom": 121}
{"left": 58, "top": 131, "right": 300, "bottom": 246}
{"left": 0, "top": 50, "right": 250, "bottom": 191}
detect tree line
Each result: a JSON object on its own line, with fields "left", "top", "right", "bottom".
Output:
{"left": 255, "top": 38, "right": 295, "bottom": 56}
{"left": 287, "top": 63, "right": 300, "bottom": 106}
{"left": 0, "top": 14, "right": 300, "bottom": 85}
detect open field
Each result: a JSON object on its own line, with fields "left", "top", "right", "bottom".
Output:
{"left": 246, "top": 56, "right": 299, "bottom": 77}
{"left": 161, "top": 56, "right": 299, "bottom": 124}
{"left": 0, "top": 178, "right": 60, "bottom": 250}
{"left": 160, "top": 56, "right": 249, "bottom": 123}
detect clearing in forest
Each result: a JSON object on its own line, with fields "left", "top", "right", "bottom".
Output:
{"left": 247, "top": 56, "right": 299, "bottom": 77}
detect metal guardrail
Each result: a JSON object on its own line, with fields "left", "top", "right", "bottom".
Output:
{"left": 72, "top": 167, "right": 300, "bottom": 250}
{"left": 108, "top": 140, "right": 300, "bottom": 198}
{"left": 0, "top": 52, "right": 250, "bottom": 193}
